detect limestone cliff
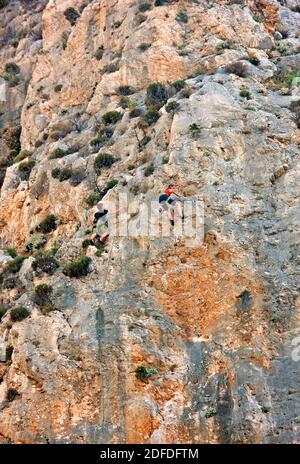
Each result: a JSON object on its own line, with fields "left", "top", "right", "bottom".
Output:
{"left": 0, "top": 0, "right": 299, "bottom": 444}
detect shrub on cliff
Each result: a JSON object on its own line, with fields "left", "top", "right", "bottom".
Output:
{"left": 107, "top": 179, "right": 118, "bottom": 190}
{"left": 273, "top": 69, "right": 300, "bottom": 88}
{"left": 90, "top": 127, "right": 114, "bottom": 149}
{"left": 2, "top": 126, "right": 21, "bottom": 153}
{"left": 94, "top": 153, "right": 115, "bottom": 175}
{"left": 32, "top": 252, "right": 58, "bottom": 275}
{"left": 35, "top": 214, "right": 57, "bottom": 234}
{"left": 176, "top": 11, "right": 188, "bottom": 23}
{"left": 63, "top": 256, "right": 92, "bottom": 278}
{"left": 33, "top": 284, "right": 53, "bottom": 307}
{"left": 0, "top": 0, "right": 10, "bottom": 9}
{"left": 141, "top": 110, "right": 160, "bottom": 126}
{"left": 146, "top": 82, "right": 169, "bottom": 110}
{"left": 0, "top": 306, "right": 8, "bottom": 321}
{"left": 6, "top": 256, "right": 25, "bottom": 273}
{"left": 139, "top": 42, "right": 151, "bottom": 52}
{"left": 25, "top": 234, "right": 47, "bottom": 252}
{"left": 116, "top": 85, "right": 135, "bottom": 96}
{"left": 165, "top": 101, "right": 180, "bottom": 113}
{"left": 18, "top": 159, "right": 35, "bottom": 181}
{"left": 205, "top": 406, "right": 217, "bottom": 418}
{"left": 102, "top": 111, "right": 123, "bottom": 125}
{"left": 10, "top": 307, "right": 30, "bottom": 322}
{"left": 15, "top": 149, "right": 31, "bottom": 162}
{"left": 6, "top": 388, "right": 20, "bottom": 402}
{"left": 5, "top": 62, "right": 20, "bottom": 74}
{"left": 49, "top": 148, "right": 67, "bottom": 159}
{"left": 171, "top": 80, "right": 186, "bottom": 92}
{"left": 135, "top": 365, "right": 158, "bottom": 380}
{"left": 154, "top": 0, "right": 170, "bottom": 5}
{"left": 86, "top": 192, "right": 103, "bottom": 207}
{"left": 51, "top": 167, "right": 72, "bottom": 182}
{"left": 6, "top": 248, "right": 17, "bottom": 258}
{"left": 138, "top": 3, "right": 152, "bottom": 12}
{"left": 64, "top": 7, "right": 80, "bottom": 26}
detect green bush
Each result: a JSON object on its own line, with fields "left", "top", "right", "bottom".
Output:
{"left": 51, "top": 167, "right": 72, "bottom": 181}
{"left": 139, "top": 3, "right": 152, "bottom": 12}
{"left": 142, "top": 110, "right": 160, "bottom": 125}
{"left": 0, "top": 306, "right": 8, "bottom": 321}
{"left": 94, "top": 153, "right": 115, "bottom": 175}
{"left": 6, "top": 388, "right": 19, "bottom": 402}
{"left": 102, "top": 111, "right": 123, "bottom": 125}
{"left": 25, "top": 234, "right": 47, "bottom": 253}
{"left": 144, "top": 164, "right": 155, "bottom": 177}
{"left": 0, "top": 0, "right": 10, "bottom": 9}
{"left": 176, "top": 11, "right": 188, "bottom": 23}
{"left": 10, "top": 307, "right": 30, "bottom": 322}
{"left": 135, "top": 365, "right": 158, "bottom": 380}
{"left": 248, "top": 56, "right": 260, "bottom": 66}
{"left": 90, "top": 127, "right": 114, "bottom": 149}
{"left": 127, "top": 164, "right": 135, "bottom": 171}
{"left": 261, "top": 406, "right": 271, "bottom": 413}
{"left": 86, "top": 192, "right": 102, "bottom": 207}
{"left": 32, "top": 252, "right": 58, "bottom": 275}
{"left": 82, "top": 239, "right": 93, "bottom": 249}
{"left": 172, "top": 80, "right": 185, "bottom": 92}
{"left": 240, "top": 88, "right": 251, "bottom": 99}
{"left": 140, "top": 136, "right": 151, "bottom": 147}
{"left": 205, "top": 406, "right": 217, "bottom": 418}
{"left": 6, "top": 256, "right": 25, "bottom": 273}
{"left": 64, "top": 7, "right": 80, "bottom": 26}
{"left": 18, "top": 160, "right": 35, "bottom": 181}
{"left": 95, "top": 244, "right": 105, "bottom": 257}
{"left": 33, "top": 284, "right": 53, "bottom": 307}
{"left": 189, "top": 123, "right": 201, "bottom": 139}
{"left": 36, "top": 214, "right": 57, "bottom": 234}
{"left": 2, "top": 126, "right": 21, "bottom": 152}
{"left": 63, "top": 256, "right": 92, "bottom": 278}
{"left": 49, "top": 148, "right": 67, "bottom": 159}
{"left": 117, "top": 85, "right": 135, "bottom": 96}
{"left": 15, "top": 150, "right": 31, "bottom": 162}
{"left": 139, "top": 42, "right": 151, "bottom": 52}
{"left": 6, "top": 248, "right": 17, "bottom": 258}
{"left": 129, "top": 108, "right": 142, "bottom": 119}
{"left": 5, "top": 62, "right": 20, "bottom": 74}
{"left": 273, "top": 70, "right": 300, "bottom": 88}
{"left": 146, "top": 82, "right": 169, "bottom": 110}
{"left": 107, "top": 179, "right": 118, "bottom": 190}
{"left": 165, "top": 101, "right": 180, "bottom": 113}
{"left": 54, "top": 84, "right": 63, "bottom": 93}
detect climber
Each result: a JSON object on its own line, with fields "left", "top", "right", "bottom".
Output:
{"left": 91, "top": 201, "right": 124, "bottom": 246}
{"left": 91, "top": 202, "right": 110, "bottom": 245}
{"left": 159, "top": 184, "right": 184, "bottom": 226}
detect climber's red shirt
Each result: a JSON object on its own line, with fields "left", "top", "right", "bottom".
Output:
{"left": 164, "top": 187, "right": 174, "bottom": 196}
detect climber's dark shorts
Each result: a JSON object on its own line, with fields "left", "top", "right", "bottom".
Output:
{"left": 159, "top": 194, "right": 174, "bottom": 205}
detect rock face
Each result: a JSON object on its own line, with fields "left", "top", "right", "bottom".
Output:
{"left": 0, "top": 0, "right": 299, "bottom": 444}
